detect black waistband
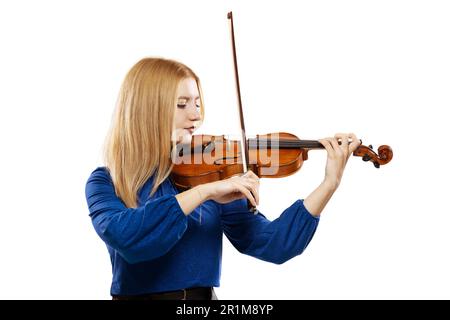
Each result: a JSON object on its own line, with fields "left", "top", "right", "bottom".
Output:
{"left": 112, "top": 287, "right": 213, "bottom": 300}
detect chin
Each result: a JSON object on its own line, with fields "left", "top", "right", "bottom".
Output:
{"left": 179, "top": 134, "right": 193, "bottom": 144}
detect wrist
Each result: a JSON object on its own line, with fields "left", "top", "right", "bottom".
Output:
{"left": 322, "top": 178, "right": 339, "bottom": 192}
{"left": 195, "top": 184, "right": 211, "bottom": 201}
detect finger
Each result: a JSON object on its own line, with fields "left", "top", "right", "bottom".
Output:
{"left": 237, "top": 178, "right": 259, "bottom": 206}
{"left": 319, "top": 138, "right": 335, "bottom": 157}
{"left": 334, "top": 133, "right": 350, "bottom": 153}
{"left": 234, "top": 182, "right": 257, "bottom": 207}
{"left": 335, "top": 133, "right": 359, "bottom": 145}
{"left": 242, "top": 170, "right": 259, "bottom": 187}
{"left": 246, "top": 173, "right": 260, "bottom": 190}
{"left": 334, "top": 133, "right": 349, "bottom": 147}
{"left": 330, "top": 138, "right": 344, "bottom": 159}
{"left": 348, "top": 133, "right": 360, "bottom": 153}
{"left": 248, "top": 180, "right": 259, "bottom": 205}
{"left": 243, "top": 170, "right": 259, "bottom": 182}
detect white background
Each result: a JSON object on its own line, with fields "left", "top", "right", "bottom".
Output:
{"left": 1, "top": 0, "right": 449, "bottom": 299}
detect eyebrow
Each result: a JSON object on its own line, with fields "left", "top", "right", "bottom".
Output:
{"left": 178, "top": 96, "right": 200, "bottom": 100}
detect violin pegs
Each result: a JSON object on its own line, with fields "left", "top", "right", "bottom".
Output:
{"left": 373, "top": 162, "right": 380, "bottom": 169}
{"left": 369, "top": 144, "right": 373, "bottom": 149}
{"left": 362, "top": 154, "right": 371, "bottom": 162}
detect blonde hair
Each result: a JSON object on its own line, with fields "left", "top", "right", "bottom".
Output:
{"left": 104, "top": 57, "right": 204, "bottom": 208}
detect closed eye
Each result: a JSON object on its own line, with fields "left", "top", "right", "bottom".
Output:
{"left": 177, "top": 104, "right": 200, "bottom": 109}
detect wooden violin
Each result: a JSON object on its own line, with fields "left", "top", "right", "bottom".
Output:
{"left": 171, "top": 133, "right": 393, "bottom": 191}
{"left": 171, "top": 12, "right": 393, "bottom": 194}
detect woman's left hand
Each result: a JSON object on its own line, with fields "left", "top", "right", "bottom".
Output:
{"left": 318, "top": 133, "right": 361, "bottom": 190}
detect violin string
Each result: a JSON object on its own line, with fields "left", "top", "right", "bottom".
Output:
{"left": 248, "top": 139, "right": 324, "bottom": 149}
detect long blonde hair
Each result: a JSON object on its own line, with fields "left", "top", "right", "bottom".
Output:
{"left": 104, "top": 57, "right": 204, "bottom": 208}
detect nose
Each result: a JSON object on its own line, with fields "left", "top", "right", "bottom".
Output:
{"left": 187, "top": 103, "right": 201, "bottom": 121}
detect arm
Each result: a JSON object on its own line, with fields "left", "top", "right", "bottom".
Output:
{"left": 303, "top": 180, "right": 336, "bottom": 217}
{"left": 86, "top": 167, "right": 261, "bottom": 263}
{"left": 175, "top": 185, "right": 209, "bottom": 215}
{"left": 220, "top": 199, "right": 319, "bottom": 265}
{"left": 304, "top": 133, "right": 361, "bottom": 216}
{"left": 217, "top": 133, "right": 361, "bottom": 264}
{"left": 85, "top": 168, "right": 188, "bottom": 264}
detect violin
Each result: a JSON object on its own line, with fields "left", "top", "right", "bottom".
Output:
{"left": 171, "top": 12, "right": 393, "bottom": 196}
{"left": 171, "top": 133, "right": 393, "bottom": 191}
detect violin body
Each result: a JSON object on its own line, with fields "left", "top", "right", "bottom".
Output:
{"left": 171, "top": 133, "right": 393, "bottom": 191}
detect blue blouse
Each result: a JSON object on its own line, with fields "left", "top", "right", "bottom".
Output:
{"left": 85, "top": 167, "right": 320, "bottom": 296}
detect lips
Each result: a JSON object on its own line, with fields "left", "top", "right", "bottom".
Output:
{"left": 184, "top": 126, "right": 195, "bottom": 134}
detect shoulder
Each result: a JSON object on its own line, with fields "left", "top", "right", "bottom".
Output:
{"left": 85, "top": 167, "right": 126, "bottom": 213}
{"left": 85, "top": 167, "right": 114, "bottom": 194}
{"left": 86, "top": 166, "right": 111, "bottom": 183}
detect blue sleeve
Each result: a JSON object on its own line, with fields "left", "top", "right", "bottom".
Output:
{"left": 220, "top": 199, "right": 319, "bottom": 264}
{"left": 85, "top": 168, "right": 188, "bottom": 264}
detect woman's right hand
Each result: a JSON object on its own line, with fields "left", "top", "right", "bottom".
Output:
{"left": 200, "top": 170, "right": 260, "bottom": 206}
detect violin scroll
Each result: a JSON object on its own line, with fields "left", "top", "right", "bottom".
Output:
{"left": 353, "top": 144, "right": 393, "bottom": 168}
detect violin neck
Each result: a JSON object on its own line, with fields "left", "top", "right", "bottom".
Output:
{"left": 248, "top": 139, "right": 324, "bottom": 149}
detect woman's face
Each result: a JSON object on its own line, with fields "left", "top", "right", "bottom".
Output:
{"left": 173, "top": 77, "right": 201, "bottom": 144}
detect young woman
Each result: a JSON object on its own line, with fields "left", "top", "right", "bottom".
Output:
{"left": 85, "top": 57, "right": 360, "bottom": 300}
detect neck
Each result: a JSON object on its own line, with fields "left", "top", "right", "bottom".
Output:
{"left": 248, "top": 138, "right": 323, "bottom": 149}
